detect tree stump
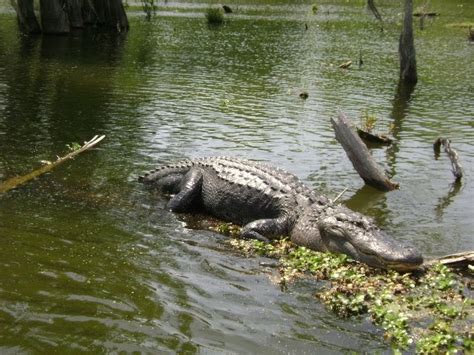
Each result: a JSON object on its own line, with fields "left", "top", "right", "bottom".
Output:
{"left": 331, "top": 113, "right": 398, "bottom": 191}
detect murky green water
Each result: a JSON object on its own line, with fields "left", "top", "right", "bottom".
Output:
{"left": 0, "top": 0, "right": 473, "bottom": 352}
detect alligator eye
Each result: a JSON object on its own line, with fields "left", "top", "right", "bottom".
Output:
{"left": 335, "top": 213, "right": 348, "bottom": 222}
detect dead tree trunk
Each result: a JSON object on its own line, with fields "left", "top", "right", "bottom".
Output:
{"left": 433, "top": 138, "right": 464, "bottom": 182}
{"left": 91, "top": 0, "right": 129, "bottom": 32}
{"left": 40, "top": 0, "right": 70, "bottom": 34}
{"left": 399, "top": 0, "right": 417, "bottom": 84}
{"left": 331, "top": 113, "right": 398, "bottom": 191}
{"left": 15, "top": 0, "right": 42, "bottom": 34}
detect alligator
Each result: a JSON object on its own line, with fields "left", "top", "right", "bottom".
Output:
{"left": 139, "top": 156, "right": 423, "bottom": 271}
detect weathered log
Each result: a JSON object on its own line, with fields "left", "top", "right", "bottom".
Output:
{"left": 331, "top": 113, "right": 398, "bottom": 191}
{"left": 433, "top": 138, "right": 463, "bottom": 182}
{"left": 423, "top": 251, "right": 474, "bottom": 271}
{"left": 0, "top": 135, "right": 105, "bottom": 194}
{"left": 357, "top": 128, "right": 393, "bottom": 145}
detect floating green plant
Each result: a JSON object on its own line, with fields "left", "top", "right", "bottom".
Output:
{"left": 359, "top": 109, "right": 378, "bottom": 133}
{"left": 227, "top": 236, "right": 473, "bottom": 353}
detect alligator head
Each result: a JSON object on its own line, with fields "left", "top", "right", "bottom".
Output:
{"left": 316, "top": 205, "right": 423, "bottom": 272}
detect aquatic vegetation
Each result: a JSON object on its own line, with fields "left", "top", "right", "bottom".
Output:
{"left": 359, "top": 109, "right": 378, "bottom": 133}
{"left": 206, "top": 8, "right": 224, "bottom": 25}
{"left": 66, "top": 142, "right": 81, "bottom": 152}
{"left": 228, "top": 234, "right": 473, "bottom": 353}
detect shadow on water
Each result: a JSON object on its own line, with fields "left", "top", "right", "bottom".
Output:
{"left": 435, "top": 180, "right": 463, "bottom": 221}
{"left": 386, "top": 80, "right": 417, "bottom": 177}
{"left": 0, "top": 28, "right": 131, "bottom": 189}
{"left": 344, "top": 185, "right": 390, "bottom": 226}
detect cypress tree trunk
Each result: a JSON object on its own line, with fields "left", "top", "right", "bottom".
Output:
{"left": 66, "top": 0, "right": 84, "bottom": 28}
{"left": 12, "top": 0, "right": 129, "bottom": 34}
{"left": 399, "top": 0, "right": 417, "bottom": 84}
{"left": 40, "top": 0, "right": 70, "bottom": 34}
{"left": 16, "top": 0, "right": 42, "bottom": 34}
{"left": 91, "top": 0, "right": 129, "bottom": 32}
{"left": 82, "top": 0, "right": 97, "bottom": 25}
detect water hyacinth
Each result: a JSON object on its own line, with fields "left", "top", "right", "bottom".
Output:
{"left": 227, "top": 232, "right": 473, "bottom": 354}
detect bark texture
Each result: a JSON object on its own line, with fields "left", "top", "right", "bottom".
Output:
{"left": 331, "top": 113, "right": 398, "bottom": 192}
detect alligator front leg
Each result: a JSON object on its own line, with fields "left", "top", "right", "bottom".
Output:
{"left": 167, "top": 169, "right": 203, "bottom": 212}
{"left": 154, "top": 174, "right": 184, "bottom": 194}
{"left": 240, "top": 216, "right": 290, "bottom": 243}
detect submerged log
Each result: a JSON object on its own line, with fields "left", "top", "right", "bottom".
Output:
{"left": 0, "top": 135, "right": 105, "bottom": 194}
{"left": 433, "top": 137, "right": 463, "bottom": 182}
{"left": 331, "top": 113, "right": 398, "bottom": 191}
{"left": 357, "top": 128, "right": 393, "bottom": 145}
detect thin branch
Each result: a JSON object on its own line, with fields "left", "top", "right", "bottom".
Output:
{"left": 332, "top": 187, "right": 348, "bottom": 204}
{"left": 0, "top": 135, "right": 105, "bottom": 194}
{"left": 367, "top": 0, "right": 383, "bottom": 22}
{"left": 433, "top": 137, "right": 463, "bottom": 182}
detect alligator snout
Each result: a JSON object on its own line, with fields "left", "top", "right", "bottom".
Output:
{"left": 318, "top": 213, "right": 423, "bottom": 271}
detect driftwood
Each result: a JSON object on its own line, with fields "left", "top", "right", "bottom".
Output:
{"left": 0, "top": 135, "right": 105, "bottom": 194}
{"left": 331, "top": 113, "right": 398, "bottom": 191}
{"left": 433, "top": 137, "right": 463, "bottom": 182}
{"left": 338, "top": 60, "right": 352, "bottom": 69}
{"left": 357, "top": 129, "right": 393, "bottom": 145}
{"left": 424, "top": 251, "right": 474, "bottom": 272}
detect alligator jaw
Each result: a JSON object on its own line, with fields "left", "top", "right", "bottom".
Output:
{"left": 317, "top": 208, "right": 423, "bottom": 272}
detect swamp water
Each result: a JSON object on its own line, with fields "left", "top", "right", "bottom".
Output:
{"left": 0, "top": 1, "right": 473, "bottom": 353}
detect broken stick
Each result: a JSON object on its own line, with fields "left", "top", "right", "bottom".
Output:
{"left": 433, "top": 137, "right": 463, "bottom": 182}
{"left": 0, "top": 135, "right": 105, "bottom": 194}
{"left": 331, "top": 113, "right": 398, "bottom": 191}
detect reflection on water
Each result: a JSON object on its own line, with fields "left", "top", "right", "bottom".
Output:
{"left": 0, "top": 0, "right": 473, "bottom": 352}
